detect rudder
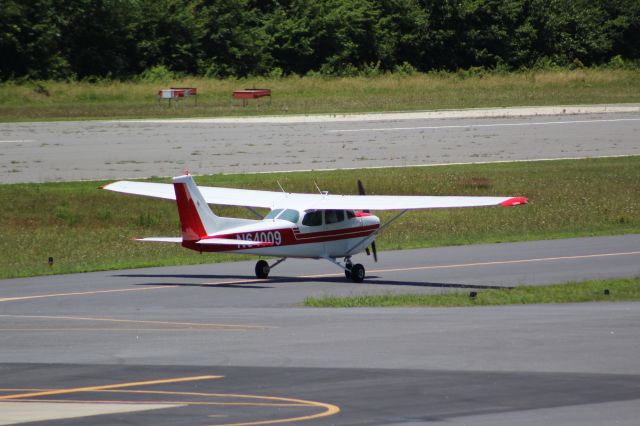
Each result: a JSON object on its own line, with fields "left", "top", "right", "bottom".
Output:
{"left": 173, "top": 175, "right": 222, "bottom": 241}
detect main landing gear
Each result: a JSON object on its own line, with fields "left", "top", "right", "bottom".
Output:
{"left": 341, "top": 258, "right": 365, "bottom": 283}
{"left": 255, "top": 258, "right": 287, "bottom": 279}
{"left": 255, "top": 257, "right": 365, "bottom": 283}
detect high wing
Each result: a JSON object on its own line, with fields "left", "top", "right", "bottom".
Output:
{"left": 103, "top": 180, "right": 527, "bottom": 211}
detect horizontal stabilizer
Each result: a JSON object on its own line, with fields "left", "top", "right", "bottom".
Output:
{"left": 103, "top": 181, "right": 176, "bottom": 201}
{"left": 134, "top": 237, "right": 182, "bottom": 243}
{"left": 196, "top": 237, "right": 273, "bottom": 247}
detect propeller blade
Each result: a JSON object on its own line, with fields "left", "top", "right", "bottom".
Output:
{"left": 357, "top": 179, "right": 370, "bottom": 213}
{"left": 359, "top": 179, "right": 377, "bottom": 261}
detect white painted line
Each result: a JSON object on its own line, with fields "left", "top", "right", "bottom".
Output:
{"left": 112, "top": 104, "right": 640, "bottom": 125}
{"left": 327, "top": 118, "right": 640, "bottom": 133}
{"left": 0, "top": 402, "right": 184, "bottom": 425}
{"left": 0, "top": 140, "right": 36, "bottom": 144}
{"left": 249, "top": 155, "right": 638, "bottom": 175}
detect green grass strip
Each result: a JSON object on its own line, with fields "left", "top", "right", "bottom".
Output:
{"left": 1, "top": 156, "right": 638, "bottom": 279}
{"left": 1, "top": 68, "right": 639, "bottom": 122}
{"left": 304, "top": 277, "right": 640, "bottom": 307}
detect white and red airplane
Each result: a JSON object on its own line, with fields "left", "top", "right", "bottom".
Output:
{"left": 103, "top": 174, "right": 527, "bottom": 282}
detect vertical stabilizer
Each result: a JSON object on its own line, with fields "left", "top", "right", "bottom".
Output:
{"left": 173, "top": 175, "right": 222, "bottom": 241}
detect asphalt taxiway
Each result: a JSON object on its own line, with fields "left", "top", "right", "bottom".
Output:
{"left": 1, "top": 235, "right": 639, "bottom": 425}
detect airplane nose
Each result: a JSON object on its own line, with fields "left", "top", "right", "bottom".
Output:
{"left": 364, "top": 214, "right": 381, "bottom": 227}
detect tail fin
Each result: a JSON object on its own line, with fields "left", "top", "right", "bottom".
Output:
{"left": 173, "top": 175, "right": 224, "bottom": 242}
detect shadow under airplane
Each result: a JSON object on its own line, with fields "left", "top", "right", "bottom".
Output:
{"left": 120, "top": 273, "right": 512, "bottom": 290}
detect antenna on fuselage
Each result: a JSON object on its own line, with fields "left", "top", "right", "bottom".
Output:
{"left": 277, "top": 180, "right": 286, "bottom": 193}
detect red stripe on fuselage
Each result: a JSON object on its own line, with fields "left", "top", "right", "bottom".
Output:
{"left": 289, "top": 224, "right": 379, "bottom": 241}
{"left": 181, "top": 224, "right": 379, "bottom": 253}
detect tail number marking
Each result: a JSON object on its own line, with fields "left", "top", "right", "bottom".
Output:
{"left": 237, "top": 231, "right": 282, "bottom": 247}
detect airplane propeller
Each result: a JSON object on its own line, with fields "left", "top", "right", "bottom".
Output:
{"left": 357, "top": 179, "right": 378, "bottom": 262}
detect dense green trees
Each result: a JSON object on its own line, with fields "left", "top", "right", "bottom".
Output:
{"left": 1, "top": 0, "right": 638, "bottom": 80}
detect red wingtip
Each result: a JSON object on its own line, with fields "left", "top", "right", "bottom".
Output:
{"left": 500, "top": 197, "right": 528, "bottom": 207}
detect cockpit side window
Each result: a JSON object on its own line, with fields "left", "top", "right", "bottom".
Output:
{"left": 264, "top": 209, "right": 283, "bottom": 220}
{"left": 325, "top": 209, "right": 344, "bottom": 224}
{"left": 278, "top": 209, "right": 300, "bottom": 224}
{"left": 302, "top": 210, "right": 323, "bottom": 226}
{"left": 346, "top": 210, "right": 356, "bottom": 219}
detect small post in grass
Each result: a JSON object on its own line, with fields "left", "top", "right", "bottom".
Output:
{"left": 604, "top": 289, "right": 610, "bottom": 296}
{"left": 48, "top": 257, "right": 54, "bottom": 267}
{"left": 469, "top": 291, "right": 478, "bottom": 300}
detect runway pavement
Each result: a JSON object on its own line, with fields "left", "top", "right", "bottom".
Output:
{"left": 1, "top": 107, "right": 639, "bottom": 183}
{"left": 1, "top": 235, "right": 639, "bottom": 425}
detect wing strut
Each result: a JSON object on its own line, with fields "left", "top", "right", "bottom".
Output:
{"left": 345, "top": 209, "right": 409, "bottom": 256}
{"left": 379, "top": 209, "right": 409, "bottom": 232}
{"left": 245, "top": 206, "right": 264, "bottom": 219}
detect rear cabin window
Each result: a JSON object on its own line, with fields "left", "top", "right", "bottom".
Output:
{"left": 302, "top": 210, "right": 323, "bottom": 226}
{"left": 278, "top": 209, "right": 300, "bottom": 224}
{"left": 325, "top": 209, "right": 345, "bottom": 224}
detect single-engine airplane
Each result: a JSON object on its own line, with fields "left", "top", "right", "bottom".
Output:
{"left": 103, "top": 174, "right": 527, "bottom": 282}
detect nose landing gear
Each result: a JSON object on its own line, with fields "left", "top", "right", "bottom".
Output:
{"left": 339, "top": 258, "right": 366, "bottom": 283}
{"left": 348, "top": 263, "right": 365, "bottom": 283}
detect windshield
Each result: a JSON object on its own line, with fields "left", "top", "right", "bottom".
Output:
{"left": 277, "top": 209, "right": 300, "bottom": 224}
{"left": 264, "top": 209, "right": 283, "bottom": 220}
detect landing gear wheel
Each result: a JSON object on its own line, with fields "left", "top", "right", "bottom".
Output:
{"left": 344, "top": 261, "right": 353, "bottom": 279}
{"left": 255, "top": 260, "right": 270, "bottom": 279}
{"left": 350, "top": 264, "right": 365, "bottom": 283}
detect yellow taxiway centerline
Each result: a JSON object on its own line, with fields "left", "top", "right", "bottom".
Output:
{"left": 301, "top": 250, "right": 640, "bottom": 279}
{"left": 0, "top": 314, "right": 271, "bottom": 330}
{"left": 200, "top": 278, "right": 275, "bottom": 286}
{"left": 201, "top": 250, "right": 640, "bottom": 284}
{"left": 0, "top": 286, "right": 177, "bottom": 303}
{"left": 0, "top": 376, "right": 223, "bottom": 401}
{"left": 5, "top": 251, "right": 637, "bottom": 300}
{"left": 0, "top": 386, "right": 341, "bottom": 425}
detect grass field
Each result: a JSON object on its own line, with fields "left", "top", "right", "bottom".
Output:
{"left": 304, "top": 277, "right": 640, "bottom": 307}
{"left": 0, "top": 156, "right": 638, "bottom": 279}
{"left": 1, "top": 69, "right": 639, "bottom": 122}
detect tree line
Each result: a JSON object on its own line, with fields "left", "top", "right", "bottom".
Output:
{"left": 1, "top": 0, "right": 638, "bottom": 80}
